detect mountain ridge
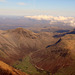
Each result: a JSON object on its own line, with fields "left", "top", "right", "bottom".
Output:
{"left": 0, "top": 28, "right": 57, "bottom": 64}
{"left": 31, "top": 34, "right": 75, "bottom": 74}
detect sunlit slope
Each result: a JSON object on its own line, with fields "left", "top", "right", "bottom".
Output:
{"left": 0, "top": 61, "right": 28, "bottom": 75}
{"left": 31, "top": 34, "right": 75, "bottom": 74}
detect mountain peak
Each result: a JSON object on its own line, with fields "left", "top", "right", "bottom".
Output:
{"left": 12, "top": 27, "right": 28, "bottom": 33}
{"left": 15, "top": 27, "right": 24, "bottom": 31}
{"left": 7, "top": 28, "right": 37, "bottom": 39}
{"left": 7, "top": 27, "right": 33, "bottom": 35}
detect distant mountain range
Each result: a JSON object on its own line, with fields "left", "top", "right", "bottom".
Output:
{"left": 0, "top": 16, "right": 75, "bottom": 30}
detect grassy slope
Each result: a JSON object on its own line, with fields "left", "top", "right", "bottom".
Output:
{"left": 13, "top": 56, "right": 47, "bottom": 75}
{"left": 0, "top": 61, "right": 27, "bottom": 75}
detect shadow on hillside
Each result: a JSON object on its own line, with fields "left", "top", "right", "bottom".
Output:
{"left": 46, "top": 38, "right": 61, "bottom": 48}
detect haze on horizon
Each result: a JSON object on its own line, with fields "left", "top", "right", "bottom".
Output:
{"left": 0, "top": 0, "right": 75, "bottom": 16}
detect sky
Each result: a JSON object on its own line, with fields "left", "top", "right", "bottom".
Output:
{"left": 0, "top": 0, "right": 75, "bottom": 16}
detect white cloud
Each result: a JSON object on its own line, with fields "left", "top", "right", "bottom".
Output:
{"left": 25, "top": 15, "right": 75, "bottom": 27}
{"left": 0, "top": 0, "right": 6, "bottom": 2}
{"left": 17, "top": 2, "right": 26, "bottom": 5}
{"left": 25, "top": 15, "right": 73, "bottom": 21}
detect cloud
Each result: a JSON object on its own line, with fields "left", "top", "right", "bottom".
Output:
{"left": 0, "top": 0, "right": 6, "bottom": 2}
{"left": 25, "top": 15, "right": 67, "bottom": 20}
{"left": 17, "top": 2, "right": 26, "bottom": 5}
{"left": 25, "top": 15, "right": 75, "bottom": 27}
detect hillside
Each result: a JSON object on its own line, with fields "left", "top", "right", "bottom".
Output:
{"left": 0, "top": 61, "right": 28, "bottom": 75}
{"left": 31, "top": 34, "right": 75, "bottom": 75}
{"left": 0, "top": 28, "right": 58, "bottom": 64}
{"left": 0, "top": 28, "right": 75, "bottom": 75}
